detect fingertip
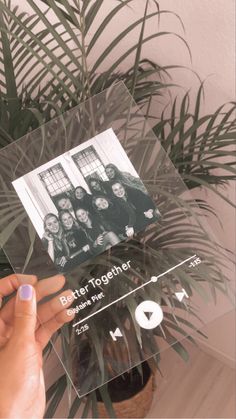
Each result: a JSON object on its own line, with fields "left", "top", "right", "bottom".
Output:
{"left": 35, "top": 275, "right": 67, "bottom": 302}
{"left": 18, "top": 284, "right": 35, "bottom": 302}
{"left": 17, "top": 274, "right": 38, "bottom": 285}
{"left": 64, "top": 309, "right": 75, "bottom": 323}
{"left": 51, "top": 308, "right": 75, "bottom": 330}
{"left": 66, "top": 289, "right": 75, "bottom": 300}
{"left": 3, "top": 273, "right": 17, "bottom": 281}
{"left": 12, "top": 285, "right": 37, "bottom": 339}
{"left": 53, "top": 274, "right": 66, "bottom": 287}
{"left": 56, "top": 289, "right": 75, "bottom": 310}
{"left": 16, "top": 284, "right": 36, "bottom": 314}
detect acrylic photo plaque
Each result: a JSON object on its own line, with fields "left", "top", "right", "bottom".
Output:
{"left": 0, "top": 82, "right": 234, "bottom": 397}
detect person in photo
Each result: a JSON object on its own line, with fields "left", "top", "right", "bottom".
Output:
{"left": 42, "top": 213, "right": 69, "bottom": 269}
{"left": 105, "top": 163, "right": 147, "bottom": 194}
{"left": 59, "top": 210, "right": 91, "bottom": 266}
{"left": 55, "top": 193, "right": 76, "bottom": 218}
{"left": 92, "top": 195, "right": 136, "bottom": 238}
{"left": 73, "top": 186, "right": 94, "bottom": 214}
{"left": 88, "top": 177, "right": 111, "bottom": 196}
{"left": 75, "top": 207, "right": 120, "bottom": 253}
{"left": 111, "top": 182, "right": 160, "bottom": 233}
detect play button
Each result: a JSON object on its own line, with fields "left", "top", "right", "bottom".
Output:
{"left": 144, "top": 311, "right": 153, "bottom": 320}
{"left": 135, "top": 301, "right": 163, "bottom": 330}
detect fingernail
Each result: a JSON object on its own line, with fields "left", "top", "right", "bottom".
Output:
{"left": 19, "top": 284, "right": 33, "bottom": 301}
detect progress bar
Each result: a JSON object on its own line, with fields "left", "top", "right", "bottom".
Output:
{"left": 72, "top": 254, "right": 196, "bottom": 327}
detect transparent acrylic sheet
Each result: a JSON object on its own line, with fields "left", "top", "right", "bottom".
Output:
{"left": 0, "top": 82, "right": 234, "bottom": 397}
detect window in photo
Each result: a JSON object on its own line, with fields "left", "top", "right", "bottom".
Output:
{"left": 72, "top": 146, "right": 108, "bottom": 182}
{"left": 39, "top": 163, "right": 73, "bottom": 197}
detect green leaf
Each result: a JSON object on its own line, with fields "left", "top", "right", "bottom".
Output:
{"left": 0, "top": 8, "right": 19, "bottom": 115}
{"left": 98, "top": 385, "right": 117, "bottom": 419}
{"left": 81, "top": 395, "right": 92, "bottom": 419}
{"left": 0, "top": 211, "right": 26, "bottom": 247}
{"left": 184, "top": 174, "right": 236, "bottom": 207}
{"left": 22, "top": 219, "right": 36, "bottom": 272}
{"left": 90, "top": 9, "right": 161, "bottom": 74}
{"left": 84, "top": 0, "right": 103, "bottom": 36}
{"left": 68, "top": 395, "right": 83, "bottom": 418}
{"left": 170, "top": 340, "right": 190, "bottom": 362}
{"left": 130, "top": 0, "right": 149, "bottom": 97}
{"left": 45, "top": 375, "right": 67, "bottom": 418}
{"left": 87, "top": 0, "right": 133, "bottom": 53}
{"left": 91, "top": 391, "right": 99, "bottom": 419}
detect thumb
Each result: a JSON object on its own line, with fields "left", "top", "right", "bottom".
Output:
{"left": 12, "top": 284, "right": 37, "bottom": 340}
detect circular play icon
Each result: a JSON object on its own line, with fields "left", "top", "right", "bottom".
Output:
{"left": 135, "top": 300, "right": 163, "bottom": 330}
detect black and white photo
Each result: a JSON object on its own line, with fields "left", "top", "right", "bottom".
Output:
{"left": 13, "top": 128, "right": 161, "bottom": 272}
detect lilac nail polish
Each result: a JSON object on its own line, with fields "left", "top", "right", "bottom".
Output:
{"left": 19, "top": 284, "right": 33, "bottom": 301}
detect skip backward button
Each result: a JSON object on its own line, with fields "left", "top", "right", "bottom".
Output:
{"left": 135, "top": 301, "right": 163, "bottom": 330}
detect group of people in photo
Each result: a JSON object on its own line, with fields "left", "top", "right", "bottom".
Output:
{"left": 42, "top": 163, "right": 160, "bottom": 271}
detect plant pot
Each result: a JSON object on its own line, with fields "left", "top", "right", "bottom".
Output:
{"left": 97, "top": 362, "right": 155, "bottom": 418}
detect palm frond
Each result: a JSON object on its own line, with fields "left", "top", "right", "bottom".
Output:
{"left": 153, "top": 85, "right": 236, "bottom": 201}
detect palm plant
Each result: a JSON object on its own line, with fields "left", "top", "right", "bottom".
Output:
{"left": 0, "top": 1, "right": 235, "bottom": 418}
